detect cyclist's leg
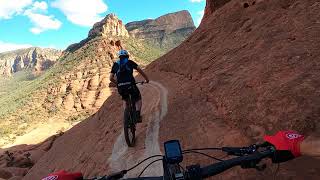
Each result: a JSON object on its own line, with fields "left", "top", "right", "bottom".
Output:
{"left": 118, "top": 86, "right": 130, "bottom": 110}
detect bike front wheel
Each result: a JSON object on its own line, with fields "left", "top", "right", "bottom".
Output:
{"left": 124, "top": 108, "right": 136, "bottom": 147}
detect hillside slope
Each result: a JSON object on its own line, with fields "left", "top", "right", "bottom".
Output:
{"left": 2, "top": 0, "right": 320, "bottom": 179}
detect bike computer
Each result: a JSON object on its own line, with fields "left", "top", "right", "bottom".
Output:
{"left": 164, "top": 140, "right": 183, "bottom": 164}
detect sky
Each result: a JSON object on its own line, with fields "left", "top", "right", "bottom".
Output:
{"left": 0, "top": 0, "right": 206, "bottom": 53}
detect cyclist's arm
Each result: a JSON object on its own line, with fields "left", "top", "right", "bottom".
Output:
{"left": 300, "top": 136, "right": 320, "bottom": 158}
{"left": 109, "top": 73, "right": 117, "bottom": 84}
{"left": 136, "top": 66, "right": 149, "bottom": 83}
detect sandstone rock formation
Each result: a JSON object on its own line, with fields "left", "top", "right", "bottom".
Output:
{"left": 125, "top": 10, "right": 196, "bottom": 50}
{"left": 0, "top": 48, "right": 61, "bottom": 77}
{"left": 46, "top": 37, "right": 123, "bottom": 113}
{"left": 88, "top": 14, "right": 129, "bottom": 38}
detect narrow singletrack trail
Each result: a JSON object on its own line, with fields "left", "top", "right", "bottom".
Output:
{"left": 108, "top": 81, "right": 168, "bottom": 177}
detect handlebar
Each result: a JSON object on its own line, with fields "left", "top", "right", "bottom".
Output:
{"left": 85, "top": 143, "right": 276, "bottom": 180}
{"left": 200, "top": 147, "right": 275, "bottom": 179}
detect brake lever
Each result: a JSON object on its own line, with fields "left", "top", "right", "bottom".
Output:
{"left": 222, "top": 144, "right": 258, "bottom": 156}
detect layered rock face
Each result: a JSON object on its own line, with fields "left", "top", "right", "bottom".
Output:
{"left": 88, "top": 14, "right": 129, "bottom": 38}
{"left": 46, "top": 38, "right": 123, "bottom": 113}
{"left": 0, "top": 48, "right": 61, "bottom": 77}
{"left": 45, "top": 14, "right": 130, "bottom": 112}
{"left": 125, "top": 10, "right": 196, "bottom": 50}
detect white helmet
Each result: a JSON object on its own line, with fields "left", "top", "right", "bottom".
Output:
{"left": 118, "top": 49, "right": 129, "bottom": 57}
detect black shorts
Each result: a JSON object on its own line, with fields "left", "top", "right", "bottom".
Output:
{"left": 117, "top": 84, "right": 141, "bottom": 102}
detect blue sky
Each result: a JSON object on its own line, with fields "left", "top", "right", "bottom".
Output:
{"left": 0, "top": 0, "right": 205, "bottom": 52}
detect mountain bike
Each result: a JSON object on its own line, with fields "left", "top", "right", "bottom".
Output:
{"left": 123, "top": 81, "right": 145, "bottom": 147}
{"left": 84, "top": 140, "right": 279, "bottom": 180}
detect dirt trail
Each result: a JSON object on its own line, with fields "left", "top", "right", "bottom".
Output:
{"left": 108, "top": 81, "right": 168, "bottom": 177}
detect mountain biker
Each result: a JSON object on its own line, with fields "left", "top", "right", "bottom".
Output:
{"left": 109, "top": 49, "right": 149, "bottom": 122}
{"left": 42, "top": 130, "right": 319, "bottom": 179}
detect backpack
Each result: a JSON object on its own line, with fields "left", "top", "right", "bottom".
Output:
{"left": 116, "top": 58, "right": 133, "bottom": 83}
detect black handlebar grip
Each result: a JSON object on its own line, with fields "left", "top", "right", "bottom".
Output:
{"left": 186, "top": 164, "right": 202, "bottom": 180}
{"left": 107, "top": 170, "right": 127, "bottom": 180}
{"left": 200, "top": 149, "right": 275, "bottom": 178}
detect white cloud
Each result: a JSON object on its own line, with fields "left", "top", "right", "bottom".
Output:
{"left": 0, "top": 0, "right": 33, "bottom": 19}
{"left": 190, "top": 0, "right": 205, "bottom": 3}
{"left": 32, "top": 1, "right": 48, "bottom": 11}
{"left": 196, "top": 10, "right": 204, "bottom": 26}
{"left": 24, "top": 1, "right": 62, "bottom": 34}
{"left": 25, "top": 12, "right": 62, "bottom": 34}
{"left": 51, "top": 0, "right": 108, "bottom": 27}
{"left": 0, "top": 41, "right": 33, "bottom": 53}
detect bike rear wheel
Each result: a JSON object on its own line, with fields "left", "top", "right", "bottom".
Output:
{"left": 123, "top": 96, "right": 136, "bottom": 147}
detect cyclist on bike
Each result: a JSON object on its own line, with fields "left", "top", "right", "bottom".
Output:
{"left": 42, "top": 130, "right": 319, "bottom": 179}
{"left": 109, "top": 49, "right": 149, "bottom": 122}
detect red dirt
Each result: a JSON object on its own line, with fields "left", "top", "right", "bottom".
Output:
{"left": 1, "top": 0, "right": 320, "bottom": 179}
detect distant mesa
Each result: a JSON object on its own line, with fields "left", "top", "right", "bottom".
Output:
{"left": 125, "top": 10, "right": 196, "bottom": 50}
{"left": 0, "top": 47, "right": 61, "bottom": 77}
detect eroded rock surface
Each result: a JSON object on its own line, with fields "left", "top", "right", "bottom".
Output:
{"left": 89, "top": 14, "right": 129, "bottom": 38}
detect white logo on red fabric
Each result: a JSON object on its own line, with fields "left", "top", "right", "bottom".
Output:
{"left": 41, "top": 175, "right": 58, "bottom": 180}
{"left": 286, "top": 133, "right": 302, "bottom": 140}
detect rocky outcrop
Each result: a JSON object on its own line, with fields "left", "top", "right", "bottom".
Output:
{"left": 0, "top": 48, "right": 61, "bottom": 77}
{"left": 66, "top": 14, "right": 127, "bottom": 54}
{"left": 51, "top": 65, "right": 112, "bottom": 112}
{"left": 46, "top": 38, "right": 123, "bottom": 113}
{"left": 125, "top": 10, "right": 196, "bottom": 50}
{"left": 88, "top": 14, "right": 129, "bottom": 38}
{"left": 204, "top": 0, "right": 232, "bottom": 18}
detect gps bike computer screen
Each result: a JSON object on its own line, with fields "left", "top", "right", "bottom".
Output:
{"left": 164, "top": 140, "right": 183, "bottom": 164}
